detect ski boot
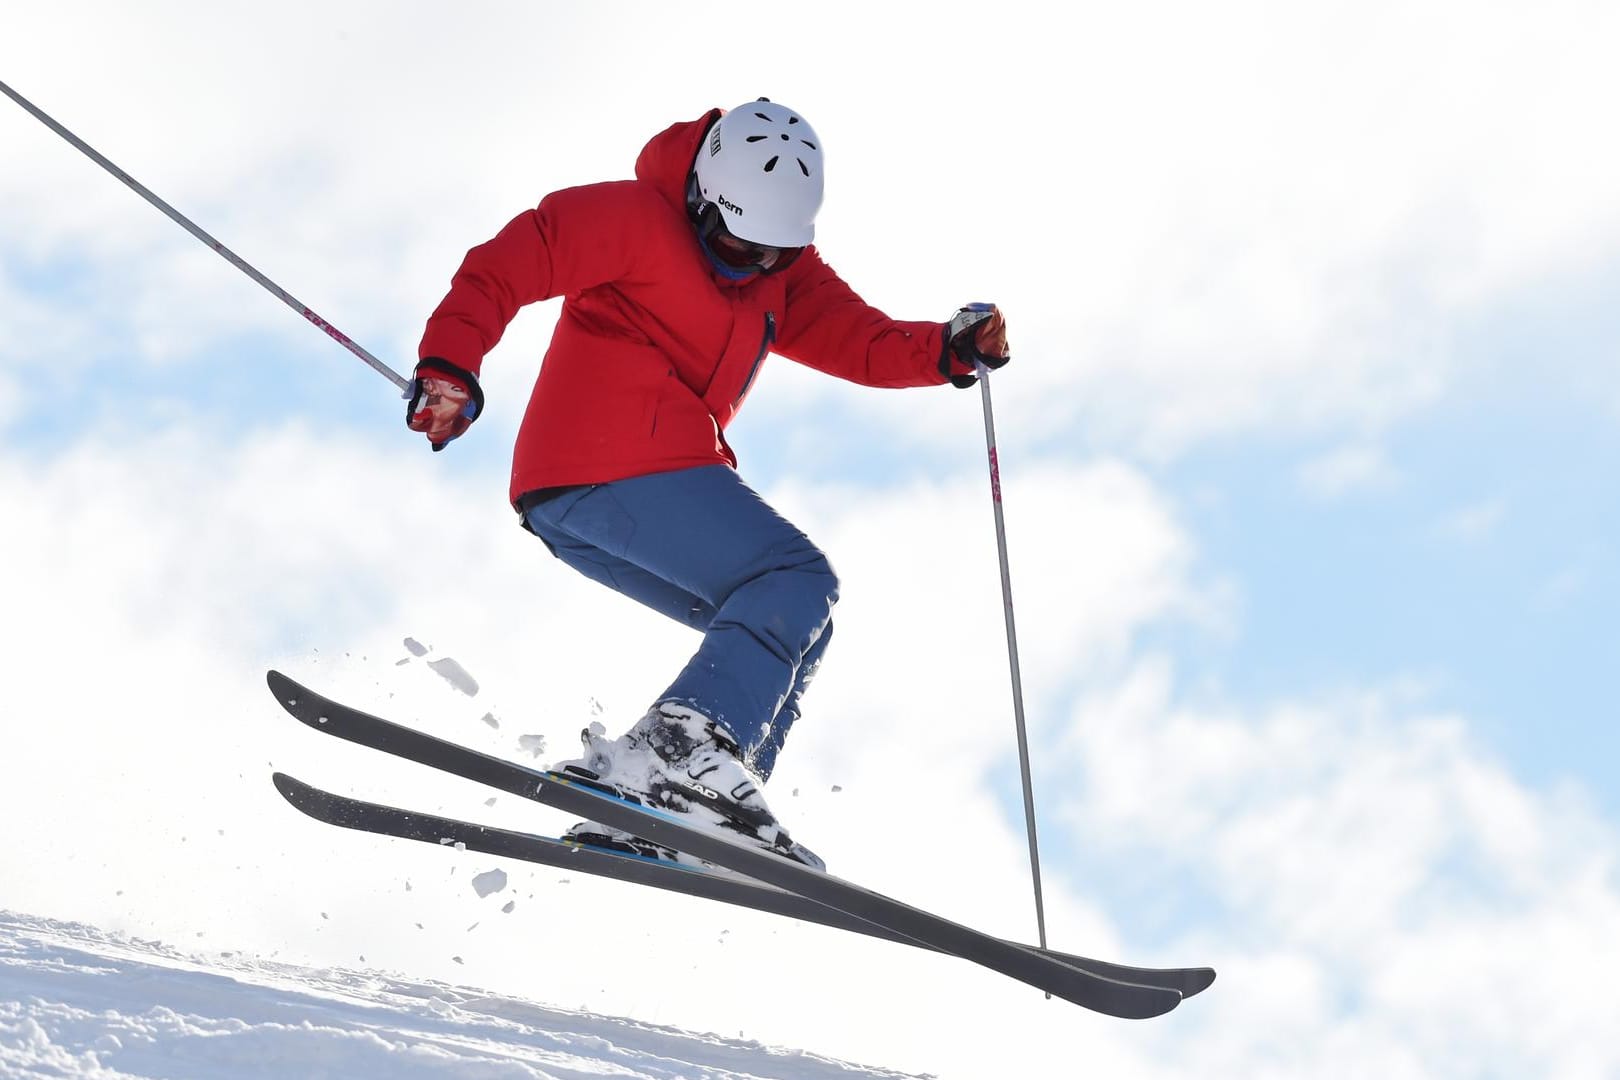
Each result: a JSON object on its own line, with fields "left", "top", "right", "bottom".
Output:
{"left": 556, "top": 703, "right": 824, "bottom": 871}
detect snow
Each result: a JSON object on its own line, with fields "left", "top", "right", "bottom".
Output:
{"left": 426, "top": 658, "right": 480, "bottom": 698}
{"left": 0, "top": 911, "right": 926, "bottom": 1080}
{"left": 398, "top": 637, "right": 481, "bottom": 697}
{"left": 470, "top": 870, "right": 508, "bottom": 899}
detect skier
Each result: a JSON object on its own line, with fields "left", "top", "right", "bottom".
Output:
{"left": 406, "top": 99, "right": 1009, "bottom": 868}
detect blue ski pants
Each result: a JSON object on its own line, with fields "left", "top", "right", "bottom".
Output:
{"left": 521, "top": 465, "right": 838, "bottom": 780}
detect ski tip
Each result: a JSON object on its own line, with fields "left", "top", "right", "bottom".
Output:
{"left": 1067, "top": 979, "right": 1182, "bottom": 1019}
{"left": 1059, "top": 952, "right": 1217, "bottom": 999}
{"left": 1183, "top": 967, "right": 1217, "bottom": 997}
{"left": 1106, "top": 966, "right": 1213, "bottom": 1011}
{"left": 271, "top": 771, "right": 321, "bottom": 803}
{"left": 265, "top": 670, "right": 319, "bottom": 722}
{"left": 1147, "top": 990, "right": 1185, "bottom": 1019}
{"left": 270, "top": 772, "right": 321, "bottom": 819}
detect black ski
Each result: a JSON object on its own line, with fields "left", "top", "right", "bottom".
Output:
{"left": 273, "top": 772, "right": 1214, "bottom": 998}
{"left": 268, "top": 670, "right": 1211, "bottom": 1017}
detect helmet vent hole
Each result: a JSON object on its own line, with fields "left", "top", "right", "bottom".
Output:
{"left": 763, "top": 155, "right": 779, "bottom": 172}
{"left": 797, "top": 159, "right": 810, "bottom": 176}
{"left": 746, "top": 135, "right": 767, "bottom": 142}
{"left": 788, "top": 116, "right": 799, "bottom": 124}
{"left": 755, "top": 111, "right": 772, "bottom": 121}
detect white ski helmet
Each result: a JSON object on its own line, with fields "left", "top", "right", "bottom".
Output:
{"left": 693, "top": 98, "right": 823, "bottom": 248}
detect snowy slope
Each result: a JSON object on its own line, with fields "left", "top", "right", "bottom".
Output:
{"left": 0, "top": 911, "right": 925, "bottom": 1080}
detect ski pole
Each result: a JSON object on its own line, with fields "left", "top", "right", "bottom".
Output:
{"left": 976, "top": 362, "right": 1049, "bottom": 954}
{"left": 0, "top": 77, "right": 408, "bottom": 391}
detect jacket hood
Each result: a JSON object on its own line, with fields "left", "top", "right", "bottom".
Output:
{"left": 635, "top": 109, "right": 722, "bottom": 214}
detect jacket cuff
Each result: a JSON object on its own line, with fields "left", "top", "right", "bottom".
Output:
{"left": 938, "top": 328, "right": 979, "bottom": 389}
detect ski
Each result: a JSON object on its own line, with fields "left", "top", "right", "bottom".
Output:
{"left": 273, "top": 771, "right": 1214, "bottom": 998}
{"left": 268, "top": 670, "right": 1211, "bottom": 1017}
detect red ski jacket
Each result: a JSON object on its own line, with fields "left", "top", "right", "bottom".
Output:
{"left": 418, "top": 109, "right": 962, "bottom": 504}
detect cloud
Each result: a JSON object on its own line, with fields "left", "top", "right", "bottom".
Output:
{"left": 0, "top": 368, "right": 19, "bottom": 432}
{"left": 1532, "top": 562, "right": 1594, "bottom": 613}
{"left": 1058, "top": 659, "right": 1620, "bottom": 1078}
{"left": 10, "top": 2, "right": 1620, "bottom": 470}
{"left": 785, "top": 5, "right": 1620, "bottom": 462}
{"left": 1431, "top": 497, "right": 1509, "bottom": 543}
{"left": 1297, "top": 442, "right": 1399, "bottom": 499}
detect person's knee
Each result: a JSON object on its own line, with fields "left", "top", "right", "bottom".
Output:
{"left": 791, "top": 550, "right": 839, "bottom": 636}
{"left": 749, "top": 549, "right": 835, "bottom": 650}
{"left": 807, "top": 550, "right": 840, "bottom": 611}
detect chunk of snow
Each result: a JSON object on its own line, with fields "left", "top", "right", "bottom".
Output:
{"left": 427, "top": 657, "right": 479, "bottom": 696}
{"left": 471, "top": 869, "right": 508, "bottom": 898}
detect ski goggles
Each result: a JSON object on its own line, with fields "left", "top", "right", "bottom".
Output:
{"left": 708, "top": 224, "right": 800, "bottom": 273}
{"left": 695, "top": 206, "right": 803, "bottom": 277}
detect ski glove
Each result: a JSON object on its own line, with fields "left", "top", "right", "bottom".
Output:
{"left": 940, "top": 303, "right": 1010, "bottom": 388}
{"left": 406, "top": 357, "right": 484, "bottom": 451}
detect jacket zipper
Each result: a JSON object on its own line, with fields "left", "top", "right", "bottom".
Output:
{"left": 735, "top": 311, "right": 776, "bottom": 406}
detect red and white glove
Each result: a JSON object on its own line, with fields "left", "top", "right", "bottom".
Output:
{"left": 940, "top": 303, "right": 1011, "bottom": 388}
{"left": 406, "top": 357, "right": 484, "bottom": 451}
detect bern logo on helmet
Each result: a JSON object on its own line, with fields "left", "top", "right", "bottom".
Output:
{"left": 717, "top": 194, "right": 743, "bottom": 216}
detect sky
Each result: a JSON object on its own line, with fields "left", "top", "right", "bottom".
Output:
{"left": 2, "top": 1, "right": 1618, "bottom": 1077}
